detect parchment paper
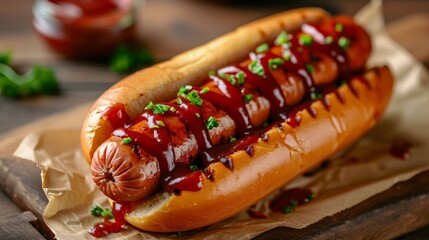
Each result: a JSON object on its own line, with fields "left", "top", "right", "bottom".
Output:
{"left": 12, "top": 0, "right": 429, "bottom": 239}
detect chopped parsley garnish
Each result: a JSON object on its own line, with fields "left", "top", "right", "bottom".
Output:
{"left": 144, "top": 101, "right": 155, "bottom": 110}
{"left": 121, "top": 137, "right": 132, "bottom": 144}
{"left": 306, "top": 194, "right": 314, "bottom": 201}
{"left": 310, "top": 90, "right": 323, "bottom": 100}
{"left": 243, "top": 94, "right": 254, "bottom": 103}
{"left": 268, "top": 58, "right": 285, "bottom": 69}
{"left": 208, "top": 70, "right": 216, "bottom": 76}
{"left": 206, "top": 116, "right": 219, "bottom": 130}
{"left": 189, "top": 165, "right": 198, "bottom": 171}
{"left": 200, "top": 87, "right": 209, "bottom": 94}
{"left": 275, "top": 31, "right": 291, "bottom": 45}
{"left": 255, "top": 43, "right": 269, "bottom": 53}
{"left": 299, "top": 34, "right": 313, "bottom": 46}
{"left": 150, "top": 125, "right": 159, "bottom": 129}
{"left": 219, "top": 72, "right": 227, "bottom": 78}
{"left": 176, "top": 98, "right": 183, "bottom": 105}
{"left": 170, "top": 106, "right": 176, "bottom": 112}
{"left": 229, "top": 136, "right": 237, "bottom": 142}
{"left": 236, "top": 71, "right": 245, "bottom": 85}
{"left": 249, "top": 60, "right": 265, "bottom": 77}
{"left": 335, "top": 23, "right": 344, "bottom": 32}
{"left": 325, "top": 36, "right": 334, "bottom": 44}
{"left": 282, "top": 200, "right": 298, "bottom": 214}
{"left": 177, "top": 85, "right": 193, "bottom": 97}
{"left": 283, "top": 52, "right": 292, "bottom": 61}
{"left": 156, "top": 120, "right": 165, "bottom": 126}
{"left": 227, "top": 75, "right": 237, "bottom": 85}
{"left": 306, "top": 64, "right": 315, "bottom": 73}
{"left": 338, "top": 36, "right": 350, "bottom": 50}
{"left": 91, "top": 205, "right": 114, "bottom": 219}
{"left": 145, "top": 102, "right": 170, "bottom": 114}
{"left": 186, "top": 91, "right": 203, "bottom": 107}
{"left": 195, "top": 113, "right": 201, "bottom": 118}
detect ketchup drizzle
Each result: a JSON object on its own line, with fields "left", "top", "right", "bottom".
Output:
{"left": 101, "top": 17, "right": 362, "bottom": 206}
{"left": 94, "top": 17, "right": 370, "bottom": 237}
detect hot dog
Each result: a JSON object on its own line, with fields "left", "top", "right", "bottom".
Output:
{"left": 81, "top": 8, "right": 393, "bottom": 234}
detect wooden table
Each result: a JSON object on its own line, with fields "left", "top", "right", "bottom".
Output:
{"left": 0, "top": 0, "right": 429, "bottom": 239}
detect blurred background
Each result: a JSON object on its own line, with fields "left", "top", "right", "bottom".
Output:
{"left": 0, "top": 0, "right": 428, "bottom": 134}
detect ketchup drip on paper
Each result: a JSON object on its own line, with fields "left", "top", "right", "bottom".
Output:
{"left": 389, "top": 139, "right": 412, "bottom": 160}
{"left": 89, "top": 202, "right": 132, "bottom": 238}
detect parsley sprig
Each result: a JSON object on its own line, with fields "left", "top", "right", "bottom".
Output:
{"left": 0, "top": 62, "right": 59, "bottom": 99}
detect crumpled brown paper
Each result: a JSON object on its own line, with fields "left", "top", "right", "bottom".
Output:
{"left": 12, "top": 0, "right": 429, "bottom": 239}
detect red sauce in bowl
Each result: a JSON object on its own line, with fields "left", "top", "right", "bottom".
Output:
{"left": 33, "top": 0, "right": 137, "bottom": 58}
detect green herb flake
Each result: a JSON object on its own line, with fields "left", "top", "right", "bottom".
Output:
{"left": 255, "top": 43, "right": 269, "bottom": 53}
{"left": 219, "top": 72, "right": 227, "bottom": 78}
{"left": 150, "top": 125, "right": 160, "bottom": 129}
{"left": 178, "top": 85, "right": 193, "bottom": 97}
{"left": 299, "top": 34, "right": 313, "bottom": 46}
{"left": 186, "top": 91, "right": 203, "bottom": 107}
{"left": 144, "top": 101, "right": 155, "bottom": 110}
{"left": 206, "top": 116, "right": 219, "bottom": 130}
{"left": 101, "top": 208, "right": 114, "bottom": 219}
{"left": 195, "top": 113, "right": 201, "bottom": 118}
{"left": 91, "top": 205, "right": 113, "bottom": 219}
{"left": 121, "top": 137, "right": 132, "bottom": 144}
{"left": 338, "top": 36, "right": 350, "bottom": 50}
{"left": 249, "top": 60, "right": 265, "bottom": 77}
{"left": 208, "top": 70, "right": 216, "bottom": 76}
{"left": 189, "top": 165, "right": 198, "bottom": 171}
{"left": 227, "top": 75, "right": 237, "bottom": 85}
{"left": 325, "top": 36, "right": 334, "bottom": 44}
{"left": 335, "top": 23, "right": 344, "bottom": 32}
{"left": 306, "top": 64, "right": 315, "bottom": 74}
{"left": 244, "top": 94, "right": 254, "bottom": 103}
{"left": 236, "top": 71, "right": 245, "bottom": 85}
{"left": 283, "top": 52, "right": 292, "bottom": 61}
{"left": 229, "top": 136, "right": 237, "bottom": 142}
{"left": 310, "top": 91, "right": 323, "bottom": 101}
{"left": 152, "top": 104, "right": 170, "bottom": 114}
{"left": 268, "top": 58, "right": 285, "bottom": 70}
{"left": 282, "top": 205, "right": 294, "bottom": 214}
{"left": 170, "top": 107, "right": 176, "bottom": 112}
{"left": 176, "top": 98, "right": 183, "bottom": 105}
{"left": 275, "top": 31, "right": 290, "bottom": 45}
{"left": 306, "top": 194, "right": 314, "bottom": 202}
{"left": 156, "top": 120, "right": 165, "bottom": 127}
{"left": 200, "top": 87, "right": 210, "bottom": 94}
{"left": 290, "top": 200, "right": 299, "bottom": 207}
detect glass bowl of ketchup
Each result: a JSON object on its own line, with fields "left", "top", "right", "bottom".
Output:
{"left": 33, "top": 0, "right": 141, "bottom": 59}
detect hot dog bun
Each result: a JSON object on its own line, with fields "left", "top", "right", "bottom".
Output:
{"left": 81, "top": 8, "right": 393, "bottom": 233}
{"left": 80, "top": 8, "right": 330, "bottom": 163}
